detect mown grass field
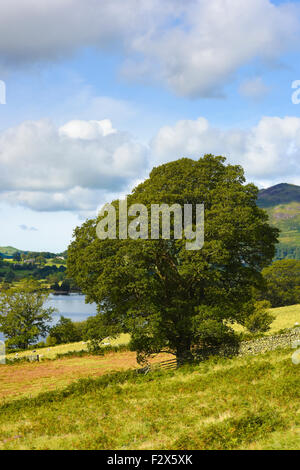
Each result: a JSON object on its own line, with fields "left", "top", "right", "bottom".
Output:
{"left": 0, "top": 350, "right": 172, "bottom": 402}
{"left": 0, "top": 348, "right": 299, "bottom": 450}
{"left": 5, "top": 333, "right": 131, "bottom": 360}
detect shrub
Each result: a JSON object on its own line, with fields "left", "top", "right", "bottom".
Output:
{"left": 244, "top": 301, "right": 274, "bottom": 334}
{"left": 49, "top": 316, "right": 81, "bottom": 345}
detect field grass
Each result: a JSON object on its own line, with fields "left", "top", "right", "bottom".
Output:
{"left": 0, "top": 347, "right": 299, "bottom": 450}
{"left": 232, "top": 303, "right": 300, "bottom": 335}
{"left": 0, "top": 350, "right": 172, "bottom": 402}
{"left": 5, "top": 334, "right": 131, "bottom": 360}
{"left": 0, "top": 304, "right": 299, "bottom": 449}
{"left": 267, "top": 304, "right": 300, "bottom": 332}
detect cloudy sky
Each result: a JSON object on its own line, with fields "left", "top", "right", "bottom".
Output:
{"left": 1, "top": 0, "right": 300, "bottom": 252}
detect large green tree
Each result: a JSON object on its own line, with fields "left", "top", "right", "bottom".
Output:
{"left": 67, "top": 155, "right": 278, "bottom": 362}
{"left": 0, "top": 280, "right": 56, "bottom": 349}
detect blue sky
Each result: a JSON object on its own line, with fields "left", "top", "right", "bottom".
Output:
{"left": 0, "top": 0, "right": 300, "bottom": 252}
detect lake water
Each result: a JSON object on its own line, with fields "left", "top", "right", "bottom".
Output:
{"left": 0, "top": 293, "right": 97, "bottom": 342}
{"left": 47, "top": 293, "right": 97, "bottom": 324}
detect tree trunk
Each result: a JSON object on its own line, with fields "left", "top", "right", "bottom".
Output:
{"left": 176, "top": 340, "right": 193, "bottom": 365}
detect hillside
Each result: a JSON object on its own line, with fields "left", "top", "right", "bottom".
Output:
{"left": 0, "top": 247, "right": 65, "bottom": 259}
{"left": 257, "top": 183, "right": 300, "bottom": 260}
{"left": 0, "top": 305, "right": 299, "bottom": 450}
{"left": 0, "top": 246, "right": 24, "bottom": 257}
{"left": 258, "top": 183, "right": 300, "bottom": 207}
{"left": 0, "top": 347, "right": 299, "bottom": 450}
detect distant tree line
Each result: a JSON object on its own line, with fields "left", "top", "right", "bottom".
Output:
{"left": 0, "top": 255, "right": 79, "bottom": 292}
{"left": 258, "top": 259, "right": 300, "bottom": 308}
{"left": 274, "top": 244, "right": 300, "bottom": 261}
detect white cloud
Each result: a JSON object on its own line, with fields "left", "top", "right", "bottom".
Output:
{"left": 152, "top": 116, "right": 300, "bottom": 186}
{"left": 59, "top": 119, "right": 117, "bottom": 139}
{"left": 128, "top": 0, "right": 300, "bottom": 97}
{"left": 0, "top": 0, "right": 299, "bottom": 97}
{"left": 0, "top": 118, "right": 148, "bottom": 210}
{"left": 0, "top": 0, "right": 177, "bottom": 63}
{"left": 239, "top": 77, "right": 270, "bottom": 100}
{"left": 2, "top": 114, "right": 300, "bottom": 213}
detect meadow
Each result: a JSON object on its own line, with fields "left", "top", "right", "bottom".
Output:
{"left": 0, "top": 348, "right": 299, "bottom": 450}
{"left": 0, "top": 304, "right": 299, "bottom": 450}
{"left": 5, "top": 333, "right": 131, "bottom": 360}
{"left": 233, "top": 304, "right": 300, "bottom": 335}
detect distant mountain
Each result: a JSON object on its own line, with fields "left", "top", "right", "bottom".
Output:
{"left": 257, "top": 183, "right": 300, "bottom": 208}
{"left": 257, "top": 183, "right": 300, "bottom": 260}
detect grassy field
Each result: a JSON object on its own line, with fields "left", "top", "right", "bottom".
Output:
{"left": 233, "top": 304, "right": 300, "bottom": 335}
{"left": 264, "top": 202, "right": 300, "bottom": 247}
{"left": 0, "top": 349, "right": 172, "bottom": 402}
{"left": 5, "top": 334, "right": 131, "bottom": 360}
{"left": 0, "top": 304, "right": 299, "bottom": 450}
{"left": 266, "top": 304, "right": 300, "bottom": 332}
{"left": 0, "top": 348, "right": 299, "bottom": 450}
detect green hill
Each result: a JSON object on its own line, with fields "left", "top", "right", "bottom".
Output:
{"left": 0, "top": 246, "right": 24, "bottom": 257}
{"left": 257, "top": 183, "right": 300, "bottom": 260}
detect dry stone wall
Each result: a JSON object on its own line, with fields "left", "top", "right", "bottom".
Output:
{"left": 238, "top": 328, "right": 300, "bottom": 356}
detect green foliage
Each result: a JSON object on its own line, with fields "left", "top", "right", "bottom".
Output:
{"left": 49, "top": 316, "right": 81, "bottom": 345}
{"left": 12, "top": 252, "right": 21, "bottom": 262}
{"left": 243, "top": 301, "right": 274, "bottom": 334}
{"left": 0, "top": 280, "right": 56, "bottom": 349}
{"left": 4, "top": 270, "right": 15, "bottom": 283}
{"left": 73, "top": 320, "right": 87, "bottom": 340}
{"left": 83, "top": 313, "right": 120, "bottom": 353}
{"left": 46, "top": 335, "right": 57, "bottom": 346}
{"left": 260, "top": 259, "right": 300, "bottom": 307}
{"left": 68, "top": 155, "right": 278, "bottom": 363}
{"left": 275, "top": 244, "right": 300, "bottom": 261}
{"left": 50, "top": 282, "right": 60, "bottom": 291}
{"left": 60, "top": 280, "right": 70, "bottom": 292}
{"left": 192, "top": 314, "right": 241, "bottom": 359}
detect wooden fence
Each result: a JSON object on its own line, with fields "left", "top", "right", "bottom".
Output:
{"left": 137, "top": 357, "right": 180, "bottom": 374}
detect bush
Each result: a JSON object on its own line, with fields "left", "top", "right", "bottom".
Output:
{"left": 48, "top": 316, "right": 82, "bottom": 345}
{"left": 193, "top": 319, "right": 240, "bottom": 360}
{"left": 46, "top": 336, "right": 57, "bottom": 346}
{"left": 244, "top": 301, "right": 274, "bottom": 334}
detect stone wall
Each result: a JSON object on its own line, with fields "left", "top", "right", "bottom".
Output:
{"left": 238, "top": 328, "right": 300, "bottom": 356}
